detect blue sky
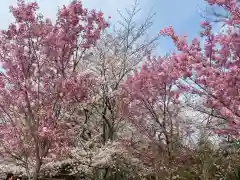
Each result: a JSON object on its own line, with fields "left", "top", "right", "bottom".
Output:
{"left": 0, "top": 0, "right": 221, "bottom": 55}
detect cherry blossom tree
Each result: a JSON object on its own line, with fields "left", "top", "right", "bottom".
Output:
{"left": 119, "top": 1, "right": 240, "bottom": 179}
{"left": 0, "top": 0, "right": 108, "bottom": 179}
{"left": 121, "top": 55, "right": 193, "bottom": 179}
{"left": 69, "top": 1, "right": 160, "bottom": 178}
{"left": 77, "top": 0, "right": 159, "bottom": 145}
{"left": 2, "top": 0, "right": 240, "bottom": 179}
{"left": 160, "top": 0, "right": 240, "bottom": 139}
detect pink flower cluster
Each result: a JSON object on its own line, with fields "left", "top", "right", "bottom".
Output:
{"left": 0, "top": 0, "right": 107, "bottom": 163}
{"left": 158, "top": 0, "right": 240, "bottom": 138}
{"left": 122, "top": 0, "right": 240, "bottom": 140}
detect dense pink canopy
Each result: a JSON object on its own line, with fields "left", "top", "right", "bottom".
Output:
{"left": 0, "top": 0, "right": 108, "bottom": 168}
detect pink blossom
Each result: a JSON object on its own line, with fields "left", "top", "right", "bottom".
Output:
{"left": 159, "top": 0, "right": 240, "bottom": 139}
{"left": 0, "top": 0, "right": 107, "bottom": 178}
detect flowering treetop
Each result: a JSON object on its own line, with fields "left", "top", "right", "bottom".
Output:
{"left": 0, "top": 0, "right": 108, "bottom": 176}
{"left": 160, "top": 0, "right": 240, "bottom": 138}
